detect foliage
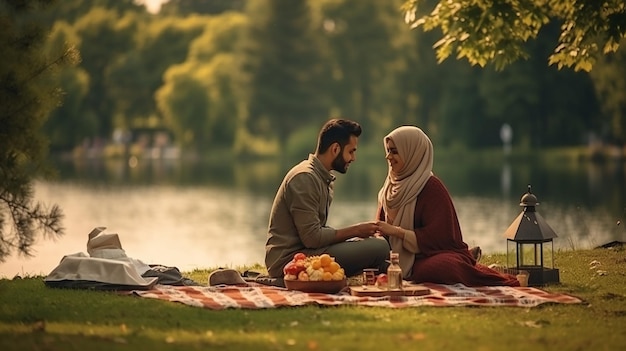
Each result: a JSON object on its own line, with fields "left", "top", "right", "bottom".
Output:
{"left": 9, "top": 0, "right": 626, "bottom": 158}
{"left": 72, "top": 7, "right": 138, "bottom": 140}
{"left": 0, "top": 0, "right": 78, "bottom": 262}
{"left": 403, "top": 0, "right": 626, "bottom": 71}
{"left": 1, "top": 248, "right": 626, "bottom": 350}
{"left": 40, "top": 0, "right": 145, "bottom": 25}
{"left": 477, "top": 25, "right": 599, "bottom": 148}
{"left": 589, "top": 42, "right": 626, "bottom": 144}
{"left": 156, "top": 13, "right": 246, "bottom": 150}
{"left": 110, "top": 15, "right": 205, "bottom": 129}
{"left": 316, "top": 0, "right": 406, "bottom": 144}
{"left": 238, "top": 0, "right": 328, "bottom": 152}
{"left": 43, "top": 21, "right": 95, "bottom": 151}
{"left": 160, "top": 0, "right": 246, "bottom": 16}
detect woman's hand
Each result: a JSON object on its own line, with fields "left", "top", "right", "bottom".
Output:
{"left": 375, "top": 221, "right": 405, "bottom": 238}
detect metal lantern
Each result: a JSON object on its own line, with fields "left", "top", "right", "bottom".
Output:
{"left": 503, "top": 185, "right": 560, "bottom": 286}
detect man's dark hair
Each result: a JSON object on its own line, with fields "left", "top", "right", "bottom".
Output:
{"left": 316, "top": 118, "right": 362, "bottom": 153}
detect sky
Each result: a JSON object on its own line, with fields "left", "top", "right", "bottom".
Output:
{"left": 137, "top": 0, "right": 170, "bottom": 14}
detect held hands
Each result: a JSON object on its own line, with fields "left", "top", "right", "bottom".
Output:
{"left": 375, "top": 221, "right": 404, "bottom": 238}
{"left": 354, "top": 221, "right": 381, "bottom": 238}
{"left": 351, "top": 221, "right": 406, "bottom": 239}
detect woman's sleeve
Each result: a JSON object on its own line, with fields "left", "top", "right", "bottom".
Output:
{"left": 413, "top": 179, "right": 466, "bottom": 254}
{"left": 401, "top": 229, "right": 420, "bottom": 253}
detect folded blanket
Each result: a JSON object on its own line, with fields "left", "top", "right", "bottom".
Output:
{"left": 132, "top": 282, "right": 582, "bottom": 309}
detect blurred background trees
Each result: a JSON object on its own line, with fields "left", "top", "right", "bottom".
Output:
{"left": 9, "top": 0, "right": 623, "bottom": 158}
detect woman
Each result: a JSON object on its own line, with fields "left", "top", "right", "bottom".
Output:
{"left": 375, "top": 125, "right": 519, "bottom": 286}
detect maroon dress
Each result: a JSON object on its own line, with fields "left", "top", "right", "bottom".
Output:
{"left": 378, "top": 176, "right": 519, "bottom": 287}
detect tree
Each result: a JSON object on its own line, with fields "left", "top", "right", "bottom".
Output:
{"left": 43, "top": 21, "right": 95, "bottom": 152}
{"left": 0, "top": 0, "right": 79, "bottom": 263}
{"left": 107, "top": 15, "right": 205, "bottom": 131}
{"left": 73, "top": 7, "right": 137, "bottom": 143}
{"left": 477, "top": 23, "right": 600, "bottom": 149}
{"left": 160, "top": 0, "right": 246, "bottom": 16}
{"left": 157, "top": 72, "right": 210, "bottom": 149}
{"left": 238, "top": 0, "right": 327, "bottom": 154}
{"left": 590, "top": 43, "right": 626, "bottom": 144}
{"left": 317, "top": 0, "right": 404, "bottom": 144}
{"left": 156, "top": 13, "right": 246, "bottom": 151}
{"left": 402, "top": 0, "right": 626, "bottom": 71}
{"left": 437, "top": 62, "right": 486, "bottom": 148}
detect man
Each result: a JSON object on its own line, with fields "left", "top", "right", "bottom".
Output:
{"left": 265, "top": 118, "right": 390, "bottom": 284}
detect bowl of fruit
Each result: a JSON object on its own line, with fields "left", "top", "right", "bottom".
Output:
{"left": 283, "top": 252, "right": 347, "bottom": 294}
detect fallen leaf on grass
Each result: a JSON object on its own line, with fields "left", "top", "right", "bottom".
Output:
{"left": 398, "top": 332, "right": 426, "bottom": 340}
{"left": 589, "top": 260, "right": 601, "bottom": 269}
{"left": 520, "top": 320, "right": 550, "bottom": 328}
{"left": 410, "top": 332, "right": 426, "bottom": 340}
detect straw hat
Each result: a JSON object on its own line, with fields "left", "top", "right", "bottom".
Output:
{"left": 208, "top": 269, "right": 247, "bottom": 286}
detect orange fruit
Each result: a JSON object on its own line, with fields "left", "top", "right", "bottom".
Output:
{"left": 327, "top": 261, "right": 340, "bottom": 274}
{"left": 322, "top": 271, "right": 333, "bottom": 281}
{"left": 331, "top": 271, "right": 344, "bottom": 281}
{"left": 311, "top": 259, "right": 322, "bottom": 270}
{"left": 319, "top": 254, "right": 332, "bottom": 267}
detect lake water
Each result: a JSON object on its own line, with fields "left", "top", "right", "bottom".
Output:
{"left": 1, "top": 155, "right": 624, "bottom": 278}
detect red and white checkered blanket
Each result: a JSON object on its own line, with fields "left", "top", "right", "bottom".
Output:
{"left": 132, "top": 283, "right": 582, "bottom": 309}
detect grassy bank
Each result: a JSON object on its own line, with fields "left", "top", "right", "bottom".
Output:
{"left": 1, "top": 248, "right": 625, "bottom": 351}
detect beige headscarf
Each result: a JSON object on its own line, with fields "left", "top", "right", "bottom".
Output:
{"left": 377, "top": 126, "right": 433, "bottom": 276}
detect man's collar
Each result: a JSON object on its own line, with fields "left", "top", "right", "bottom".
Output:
{"left": 309, "top": 154, "right": 336, "bottom": 183}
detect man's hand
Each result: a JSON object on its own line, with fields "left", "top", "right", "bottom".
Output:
{"left": 336, "top": 221, "right": 380, "bottom": 242}
{"left": 354, "top": 221, "right": 380, "bottom": 238}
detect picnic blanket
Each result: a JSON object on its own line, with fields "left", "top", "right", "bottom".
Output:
{"left": 132, "top": 282, "right": 582, "bottom": 309}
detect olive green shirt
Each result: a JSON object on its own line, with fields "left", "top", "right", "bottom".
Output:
{"left": 265, "top": 154, "right": 338, "bottom": 277}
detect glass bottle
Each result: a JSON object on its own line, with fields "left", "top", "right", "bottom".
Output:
{"left": 387, "top": 251, "right": 402, "bottom": 290}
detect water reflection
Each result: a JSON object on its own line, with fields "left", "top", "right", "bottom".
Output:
{"left": 501, "top": 162, "right": 512, "bottom": 198}
{"left": 1, "top": 155, "right": 624, "bottom": 278}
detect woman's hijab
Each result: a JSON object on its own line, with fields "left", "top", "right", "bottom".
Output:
{"left": 378, "top": 125, "right": 433, "bottom": 216}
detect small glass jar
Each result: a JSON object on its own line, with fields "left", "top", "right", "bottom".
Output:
{"left": 387, "top": 251, "right": 402, "bottom": 290}
{"left": 362, "top": 268, "right": 377, "bottom": 285}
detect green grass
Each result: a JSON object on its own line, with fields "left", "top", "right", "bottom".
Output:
{"left": 1, "top": 248, "right": 625, "bottom": 351}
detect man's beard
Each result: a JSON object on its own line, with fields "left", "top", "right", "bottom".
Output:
{"left": 331, "top": 153, "right": 348, "bottom": 174}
